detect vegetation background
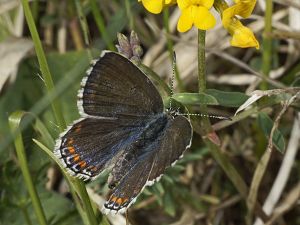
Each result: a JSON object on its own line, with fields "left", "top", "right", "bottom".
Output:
{"left": 0, "top": 0, "right": 299, "bottom": 225}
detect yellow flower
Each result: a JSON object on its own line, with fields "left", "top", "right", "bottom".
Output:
{"left": 227, "top": 18, "right": 259, "bottom": 49}
{"left": 138, "top": 0, "right": 259, "bottom": 49}
{"left": 138, "top": 0, "right": 177, "bottom": 14}
{"left": 214, "top": 0, "right": 259, "bottom": 49}
{"left": 222, "top": 0, "right": 257, "bottom": 28}
{"left": 177, "top": 0, "right": 216, "bottom": 32}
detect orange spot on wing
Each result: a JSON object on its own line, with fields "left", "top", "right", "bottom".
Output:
{"left": 68, "top": 146, "right": 75, "bottom": 154}
{"left": 111, "top": 196, "right": 117, "bottom": 202}
{"left": 79, "top": 161, "right": 87, "bottom": 168}
{"left": 68, "top": 138, "right": 74, "bottom": 145}
{"left": 90, "top": 166, "right": 97, "bottom": 172}
{"left": 116, "top": 198, "right": 123, "bottom": 205}
{"left": 73, "top": 154, "right": 80, "bottom": 162}
{"left": 75, "top": 124, "right": 82, "bottom": 133}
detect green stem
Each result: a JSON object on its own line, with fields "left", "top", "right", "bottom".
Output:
{"left": 9, "top": 113, "right": 48, "bottom": 225}
{"left": 74, "top": 0, "right": 92, "bottom": 60}
{"left": 261, "top": 0, "right": 273, "bottom": 90}
{"left": 197, "top": 30, "right": 211, "bottom": 131}
{"left": 213, "top": 0, "right": 228, "bottom": 14}
{"left": 21, "top": 2, "right": 98, "bottom": 225}
{"left": 125, "top": 0, "right": 134, "bottom": 30}
{"left": 73, "top": 181, "right": 98, "bottom": 225}
{"left": 196, "top": 30, "right": 267, "bottom": 222}
{"left": 163, "top": 9, "right": 184, "bottom": 92}
{"left": 21, "top": 0, "right": 66, "bottom": 131}
{"left": 21, "top": 206, "right": 34, "bottom": 225}
{"left": 197, "top": 28, "right": 245, "bottom": 195}
{"left": 89, "top": 0, "right": 115, "bottom": 50}
{"left": 198, "top": 30, "right": 206, "bottom": 93}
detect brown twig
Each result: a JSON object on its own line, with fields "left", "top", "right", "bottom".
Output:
{"left": 266, "top": 182, "right": 300, "bottom": 225}
{"left": 267, "top": 91, "right": 300, "bottom": 151}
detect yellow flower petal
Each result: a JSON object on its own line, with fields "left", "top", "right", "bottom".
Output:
{"left": 223, "top": 0, "right": 257, "bottom": 27}
{"left": 237, "top": 0, "right": 257, "bottom": 18}
{"left": 141, "top": 0, "right": 164, "bottom": 14}
{"left": 228, "top": 20, "right": 259, "bottom": 49}
{"left": 178, "top": 0, "right": 213, "bottom": 9}
{"left": 177, "top": 8, "right": 193, "bottom": 32}
{"left": 177, "top": 0, "right": 191, "bottom": 10}
{"left": 165, "top": 0, "right": 176, "bottom": 4}
{"left": 192, "top": 6, "right": 216, "bottom": 30}
{"left": 193, "top": 0, "right": 214, "bottom": 8}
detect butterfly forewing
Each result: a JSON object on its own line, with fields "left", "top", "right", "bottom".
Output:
{"left": 79, "top": 51, "right": 164, "bottom": 118}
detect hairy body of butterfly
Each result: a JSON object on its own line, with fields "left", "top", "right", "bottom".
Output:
{"left": 54, "top": 51, "right": 193, "bottom": 214}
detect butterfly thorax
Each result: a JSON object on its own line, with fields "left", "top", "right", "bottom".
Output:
{"left": 133, "top": 113, "right": 168, "bottom": 150}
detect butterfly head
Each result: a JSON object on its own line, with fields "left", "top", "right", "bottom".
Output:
{"left": 165, "top": 97, "right": 190, "bottom": 119}
{"left": 165, "top": 107, "right": 181, "bottom": 119}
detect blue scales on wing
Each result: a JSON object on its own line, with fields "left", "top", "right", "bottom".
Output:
{"left": 104, "top": 114, "right": 192, "bottom": 213}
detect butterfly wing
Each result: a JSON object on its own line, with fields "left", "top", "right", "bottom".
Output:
{"left": 54, "top": 117, "right": 146, "bottom": 180}
{"left": 78, "top": 51, "right": 164, "bottom": 118}
{"left": 104, "top": 151, "right": 156, "bottom": 213}
{"left": 55, "top": 50, "right": 193, "bottom": 214}
{"left": 148, "top": 116, "right": 192, "bottom": 182}
{"left": 104, "top": 115, "right": 192, "bottom": 213}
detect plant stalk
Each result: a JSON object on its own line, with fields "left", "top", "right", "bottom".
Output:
{"left": 261, "top": 0, "right": 273, "bottom": 90}
{"left": 196, "top": 30, "right": 268, "bottom": 222}
{"left": 20, "top": 1, "right": 98, "bottom": 225}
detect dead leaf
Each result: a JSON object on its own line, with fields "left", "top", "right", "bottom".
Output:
{"left": 0, "top": 38, "right": 33, "bottom": 93}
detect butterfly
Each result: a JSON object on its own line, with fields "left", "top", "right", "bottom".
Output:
{"left": 54, "top": 51, "right": 193, "bottom": 214}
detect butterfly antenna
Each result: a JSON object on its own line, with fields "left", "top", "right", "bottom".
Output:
{"left": 177, "top": 112, "right": 232, "bottom": 121}
{"left": 169, "top": 51, "right": 176, "bottom": 110}
{"left": 168, "top": 52, "right": 230, "bottom": 121}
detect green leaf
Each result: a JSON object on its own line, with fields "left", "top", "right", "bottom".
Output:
{"left": 172, "top": 93, "right": 218, "bottom": 106}
{"left": 154, "top": 182, "right": 165, "bottom": 195}
{"left": 206, "top": 89, "right": 249, "bottom": 107}
{"left": 257, "top": 112, "right": 285, "bottom": 153}
{"left": 171, "top": 90, "right": 249, "bottom": 108}
{"left": 163, "top": 191, "right": 176, "bottom": 217}
{"left": 162, "top": 174, "right": 174, "bottom": 184}
{"left": 178, "top": 148, "right": 209, "bottom": 164}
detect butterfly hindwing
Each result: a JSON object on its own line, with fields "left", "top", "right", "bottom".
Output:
{"left": 104, "top": 115, "right": 192, "bottom": 212}
{"left": 148, "top": 115, "right": 192, "bottom": 182}
{"left": 104, "top": 151, "right": 156, "bottom": 213}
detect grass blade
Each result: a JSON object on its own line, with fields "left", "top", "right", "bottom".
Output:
{"left": 9, "top": 111, "right": 48, "bottom": 225}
